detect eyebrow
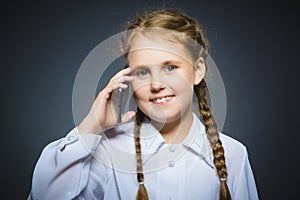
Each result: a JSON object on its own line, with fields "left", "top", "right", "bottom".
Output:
{"left": 162, "top": 60, "right": 182, "bottom": 66}
{"left": 131, "top": 60, "right": 183, "bottom": 69}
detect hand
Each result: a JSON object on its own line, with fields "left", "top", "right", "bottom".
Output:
{"left": 78, "top": 68, "right": 136, "bottom": 134}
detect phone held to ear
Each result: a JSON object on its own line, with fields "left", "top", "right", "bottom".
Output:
{"left": 117, "top": 65, "right": 130, "bottom": 123}
{"left": 116, "top": 88, "right": 123, "bottom": 123}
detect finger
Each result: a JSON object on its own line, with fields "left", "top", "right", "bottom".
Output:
{"left": 109, "top": 83, "right": 129, "bottom": 92}
{"left": 104, "top": 82, "right": 128, "bottom": 98}
{"left": 107, "top": 76, "right": 134, "bottom": 92}
{"left": 117, "top": 75, "right": 135, "bottom": 83}
{"left": 121, "top": 111, "right": 136, "bottom": 123}
{"left": 110, "top": 68, "right": 131, "bottom": 82}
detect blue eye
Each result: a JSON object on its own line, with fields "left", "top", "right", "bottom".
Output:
{"left": 136, "top": 69, "right": 149, "bottom": 77}
{"left": 164, "top": 65, "right": 177, "bottom": 72}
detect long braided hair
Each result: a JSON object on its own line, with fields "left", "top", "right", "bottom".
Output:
{"left": 123, "top": 9, "right": 231, "bottom": 200}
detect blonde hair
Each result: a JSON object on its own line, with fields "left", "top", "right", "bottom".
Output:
{"left": 123, "top": 9, "right": 231, "bottom": 200}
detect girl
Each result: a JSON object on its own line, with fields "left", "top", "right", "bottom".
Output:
{"left": 28, "top": 9, "right": 258, "bottom": 200}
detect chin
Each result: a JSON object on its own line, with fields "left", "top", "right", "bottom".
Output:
{"left": 149, "top": 112, "right": 182, "bottom": 124}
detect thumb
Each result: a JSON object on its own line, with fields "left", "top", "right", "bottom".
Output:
{"left": 121, "top": 111, "right": 136, "bottom": 123}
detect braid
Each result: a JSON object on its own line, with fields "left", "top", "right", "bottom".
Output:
{"left": 195, "top": 80, "right": 231, "bottom": 200}
{"left": 134, "top": 108, "right": 149, "bottom": 200}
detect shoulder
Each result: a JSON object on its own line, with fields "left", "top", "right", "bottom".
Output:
{"left": 218, "top": 132, "right": 249, "bottom": 172}
{"left": 218, "top": 133, "right": 258, "bottom": 197}
{"left": 219, "top": 133, "right": 247, "bottom": 154}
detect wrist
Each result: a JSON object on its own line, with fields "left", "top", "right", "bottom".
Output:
{"left": 78, "top": 114, "right": 103, "bottom": 134}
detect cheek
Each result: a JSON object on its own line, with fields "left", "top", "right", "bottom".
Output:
{"left": 132, "top": 84, "right": 148, "bottom": 102}
{"left": 170, "top": 74, "right": 194, "bottom": 102}
{"left": 133, "top": 86, "right": 151, "bottom": 115}
{"left": 131, "top": 79, "right": 149, "bottom": 90}
{"left": 131, "top": 78, "right": 152, "bottom": 99}
{"left": 168, "top": 73, "right": 194, "bottom": 91}
{"left": 176, "top": 84, "right": 194, "bottom": 101}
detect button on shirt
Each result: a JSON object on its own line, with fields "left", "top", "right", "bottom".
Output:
{"left": 28, "top": 113, "right": 259, "bottom": 200}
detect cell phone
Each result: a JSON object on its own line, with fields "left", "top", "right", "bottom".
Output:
{"left": 116, "top": 88, "right": 123, "bottom": 123}
{"left": 116, "top": 65, "right": 130, "bottom": 123}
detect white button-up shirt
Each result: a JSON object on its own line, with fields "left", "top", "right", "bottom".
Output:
{"left": 28, "top": 113, "right": 259, "bottom": 200}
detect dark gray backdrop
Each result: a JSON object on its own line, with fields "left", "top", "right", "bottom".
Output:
{"left": 2, "top": 0, "right": 298, "bottom": 199}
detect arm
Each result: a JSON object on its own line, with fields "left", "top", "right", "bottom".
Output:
{"left": 28, "top": 68, "right": 135, "bottom": 199}
{"left": 28, "top": 128, "right": 105, "bottom": 200}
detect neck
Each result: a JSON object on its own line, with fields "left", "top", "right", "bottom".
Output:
{"left": 151, "top": 110, "right": 194, "bottom": 144}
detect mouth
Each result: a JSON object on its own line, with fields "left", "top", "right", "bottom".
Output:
{"left": 150, "top": 95, "right": 175, "bottom": 104}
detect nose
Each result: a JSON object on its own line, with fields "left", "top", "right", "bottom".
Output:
{"left": 150, "top": 74, "right": 165, "bottom": 92}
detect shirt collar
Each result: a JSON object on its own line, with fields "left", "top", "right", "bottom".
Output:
{"left": 139, "top": 120, "right": 166, "bottom": 154}
{"left": 136, "top": 113, "right": 214, "bottom": 168}
{"left": 182, "top": 113, "right": 214, "bottom": 168}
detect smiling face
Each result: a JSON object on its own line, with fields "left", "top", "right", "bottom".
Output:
{"left": 128, "top": 35, "right": 204, "bottom": 124}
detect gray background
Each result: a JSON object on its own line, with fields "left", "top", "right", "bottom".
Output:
{"left": 2, "top": 0, "right": 298, "bottom": 199}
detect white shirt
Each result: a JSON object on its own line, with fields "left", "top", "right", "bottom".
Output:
{"left": 28, "top": 113, "right": 259, "bottom": 200}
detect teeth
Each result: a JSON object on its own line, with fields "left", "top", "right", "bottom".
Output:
{"left": 154, "top": 96, "right": 171, "bottom": 103}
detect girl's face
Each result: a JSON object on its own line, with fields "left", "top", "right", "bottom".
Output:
{"left": 128, "top": 36, "right": 205, "bottom": 124}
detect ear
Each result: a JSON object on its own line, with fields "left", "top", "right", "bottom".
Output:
{"left": 194, "top": 57, "right": 206, "bottom": 85}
